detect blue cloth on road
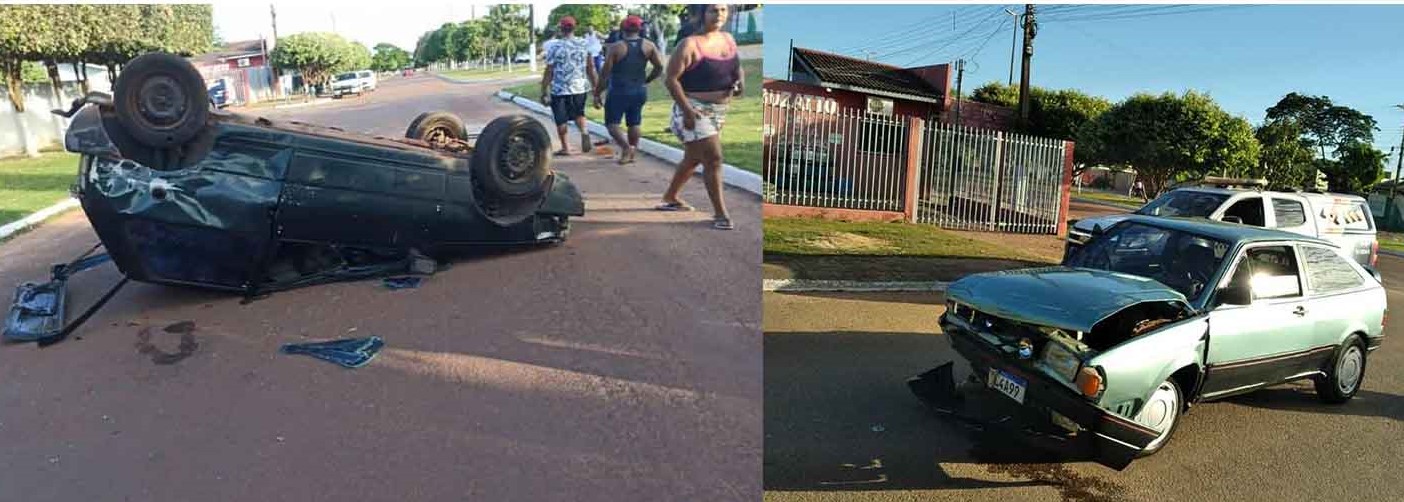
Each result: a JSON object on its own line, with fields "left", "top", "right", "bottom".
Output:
{"left": 280, "top": 336, "right": 385, "bottom": 368}
{"left": 382, "top": 276, "right": 422, "bottom": 290}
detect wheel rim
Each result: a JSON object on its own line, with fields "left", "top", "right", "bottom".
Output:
{"left": 499, "top": 132, "right": 538, "bottom": 182}
{"left": 1337, "top": 346, "right": 1363, "bottom": 394}
{"left": 1135, "top": 381, "right": 1179, "bottom": 451}
{"left": 135, "top": 74, "right": 188, "bottom": 130}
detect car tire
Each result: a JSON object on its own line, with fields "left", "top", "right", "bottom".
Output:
{"left": 1133, "top": 378, "right": 1183, "bottom": 457}
{"left": 471, "top": 114, "right": 551, "bottom": 200}
{"left": 1315, "top": 336, "right": 1366, "bottom": 404}
{"left": 405, "top": 111, "right": 468, "bottom": 149}
{"left": 113, "top": 52, "right": 210, "bottom": 149}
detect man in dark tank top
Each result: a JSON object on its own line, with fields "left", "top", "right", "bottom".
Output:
{"left": 593, "top": 15, "right": 665, "bottom": 164}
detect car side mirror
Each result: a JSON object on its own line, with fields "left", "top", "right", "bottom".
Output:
{"left": 1222, "top": 216, "right": 1243, "bottom": 224}
{"left": 1217, "top": 284, "right": 1252, "bottom": 306}
{"left": 1091, "top": 224, "right": 1105, "bottom": 236}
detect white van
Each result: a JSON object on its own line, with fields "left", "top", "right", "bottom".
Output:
{"left": 1067, "top": 177, "right": 1379, "bottom": 267}
{"left": 330, "top": 70, "right": 377, "bottom": 98}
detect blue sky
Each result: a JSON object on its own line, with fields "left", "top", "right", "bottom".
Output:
{"left": 764, "top": 4, "right": 1404, "bottom": 167}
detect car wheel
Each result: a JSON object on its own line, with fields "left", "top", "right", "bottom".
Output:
{"left": 405, "top": 111, "right": 468, "bottom": 149}
{"left": 113, "top": 52, "right": 209, "bottom": 149}
{"left": 471, "top": 115, "right": 551, "bottom": 200}
{"left": 1133, "top": 378, "right": 1182, "bottom": 457}
{"left": 1315, "top": 336, "right": 1366, "bottom": 404}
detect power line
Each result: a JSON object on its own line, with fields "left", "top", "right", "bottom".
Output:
{"left": 837, "top": 5, "right": 1000, "bottom": 56}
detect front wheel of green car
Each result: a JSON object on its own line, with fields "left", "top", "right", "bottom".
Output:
{"left": 1315, "top": 337, "right": 1366, "bottom": 404}
{"left": 1133, "top": 378, "right": 1182, "bottom": 457}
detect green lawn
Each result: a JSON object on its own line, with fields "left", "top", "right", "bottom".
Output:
{"left": 1379, "top": 232, "right": 1404, "bottom": 253}
{"left": 504, "top": 58, "right": 762, "bottom": 174}
{"left": 0, "top": 151, "right": 79, "bottom": 228}
{"left": 763, "top": 217, "right": 1054, "bottom": 282}
{"left": 1075, "top": 190, "right": 1147, "bottom": 208}
{"left": 442, "top": 66, "right": 541, "bottom": 81}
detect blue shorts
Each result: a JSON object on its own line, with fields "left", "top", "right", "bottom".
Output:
{"left": 604, "top": 92, "right": 646, "bottom": 127}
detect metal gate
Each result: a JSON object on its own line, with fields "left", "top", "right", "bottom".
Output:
{"left": 763, "top": 92, "right": 908, "bottom": 211}
{"left": 915, "top": 122, "right": 1067, "bottom": 234}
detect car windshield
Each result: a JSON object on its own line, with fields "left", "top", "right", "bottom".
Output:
{"left": 334, "top": 72, "right": 358, "bottom": 81}
{"left": 1135, "top": 190, "right": 1229, "bottom": 218}
{"left": 1066, "top": 222, "right": 1231, "bottom": 301}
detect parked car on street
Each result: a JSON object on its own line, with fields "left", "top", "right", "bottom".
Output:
{"left": 911, "top": 216, "right": 1386, "bottom": 470}
{"left": 206, "top": 78, "right": 231, "bottom": 108}
{"left": 330, "top": 69, "right": 378, "bottom": 97}
{"left": 1067, "top": 177, "right": 1379, "bottom": 267}
{"left": 6, "top": 52, "right": 583, "bottom": 345}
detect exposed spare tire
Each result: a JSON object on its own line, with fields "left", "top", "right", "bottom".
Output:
{"left": 113, "top": 52, "right": 210, "bottom": 149}
{"left": 405, "top": 111, "right": 468, "bottom": 149}
{"left": 471, "top": 115, "right": 551, "bottom": 200}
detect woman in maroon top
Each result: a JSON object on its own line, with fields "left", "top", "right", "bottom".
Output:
{"left": 657, "top": 4, "right": 743, "bottom": 230}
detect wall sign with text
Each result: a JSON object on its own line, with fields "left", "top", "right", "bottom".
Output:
{"left": 763, "top": 91, "right": 839, "bottom": 114}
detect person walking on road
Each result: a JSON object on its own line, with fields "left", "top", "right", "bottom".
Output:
{"left": 541, "top": 16, "right": 598, "bottom": 156}
{"left": 657, "top": 4, "right": 743, "bottom": 230}
{"left": 593, "top": 15, "right": 665, "bottom": 165}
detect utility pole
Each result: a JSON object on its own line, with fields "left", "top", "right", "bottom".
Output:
{"left": 954, "top": 59, "right": 965, "bottom": 126}
{"left": 1004, "top": 8, "right": 1019, "bottom": 86}
{"left": 528, "top": 4, "right": 537, "bottom": 72}
{"left": 1394, "top": 105, "right": 1404, "bottom": 182}
{"left": 270, "top": 4, "right": 281, "bottom": 98}
{"left": 330, "top": 12, "right": 337, "bottom": 33}
{"left": 862, "top": 50, "right": 876, "bottom": 61}
{"left": 1017, "top": 4, "right": 1037, "bottom": 125}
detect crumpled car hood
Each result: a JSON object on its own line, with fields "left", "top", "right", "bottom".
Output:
{"left": 946, "top": 266, "right": 1188, "bottom": 333}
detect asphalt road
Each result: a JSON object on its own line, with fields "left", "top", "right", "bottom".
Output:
{"left": 764, "top": 257, "right": 1404, "bottom": 502}
{"left": 0, "top": 75, "right": 761, "bottom": 501}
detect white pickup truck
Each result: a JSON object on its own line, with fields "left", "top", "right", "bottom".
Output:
{"left": 1067, "top": 177, "right": 1379, "bottom": 267}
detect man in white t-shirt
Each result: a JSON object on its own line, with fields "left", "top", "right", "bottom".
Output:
{"left": 540, "top": 16, "right": 598, "bottom": 156}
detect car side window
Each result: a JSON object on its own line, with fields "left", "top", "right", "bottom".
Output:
{"left": 1222, "top": 196, "right": 1266, "bottom": 227}
{"left": 1301, "top": 245, "right": 1365, "bottom": 294}
{"left": 1272, "top": 198, "right": 1307, "bottom": 228}
{"left": 1242, "top": 245, "right": 1302, "bottom": 299}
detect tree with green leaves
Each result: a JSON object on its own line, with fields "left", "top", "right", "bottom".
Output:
{"left": 1264, "top": 92, "right": 1378, "bottom": 160}
{"left": 970, "top": 82, "right": 1111, "bottom": 176}
{"left": 1255, "top": 121, "right": 1317, "bottom": 190}
{"left": 270, "top": 32, "right": 366, "bottom": 92}
{"left": 371, "top": 43, "right": 411, "bottom": 72}
{"left": 1079, "top": 91, "right": 1260, "bottom": 197}
{"left": 547, "top": 4, "right": 621, "bottom": 35}
{"left": 1322, "top": 142, "right": 1387, "bottom": 194}
{"left": 486, "top": 5, "right": 529, "bottom": 71}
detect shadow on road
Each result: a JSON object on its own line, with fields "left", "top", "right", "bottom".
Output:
{"left": 764, "top": 331, "right": 1132, "bottom": 501}
{"left": 1227, "top": 384, "right": 1404, "bottom": 422}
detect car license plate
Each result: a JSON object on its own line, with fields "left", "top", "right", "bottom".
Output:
{"left": 987, "top": 367, "right": 1026, "bottom": 404}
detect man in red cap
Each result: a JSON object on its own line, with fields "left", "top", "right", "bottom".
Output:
{"left": 593, "top": 15, "right": 664, "bottom": 164}
{"left": 541, "top": 15, "right": 598, "bottom": 156}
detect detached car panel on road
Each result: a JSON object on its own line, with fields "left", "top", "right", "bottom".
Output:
{"left": 912, "top": 216, "right": 1386, "bottom": 470}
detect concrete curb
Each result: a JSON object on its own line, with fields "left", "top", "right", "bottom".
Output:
{"left": 494, "top": 90, "right": 763, "bottom": 196}
{"left": 0, "top": 197, "right": 79, "bottom": 241}
{"left": 1380, "top": 248, "right": 1404, "bottom": 259}
{"left": 763, "top": 279, "right": 949, "bottom": 292}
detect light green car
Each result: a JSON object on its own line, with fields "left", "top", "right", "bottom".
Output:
{"left": 909, "top": 215, "right": 1386, "bottom": 470}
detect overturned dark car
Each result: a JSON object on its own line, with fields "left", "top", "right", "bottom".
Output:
{"left": 6, "top": 53, "right": 584, "bottom": 345}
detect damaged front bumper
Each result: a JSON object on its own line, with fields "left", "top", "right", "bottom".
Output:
{"left": 908, "top": 313, "right": 1162, "bottom": 470}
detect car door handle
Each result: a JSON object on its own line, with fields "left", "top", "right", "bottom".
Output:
{"left": 1293, "top": 306, "right": 1307, "bottom": 317}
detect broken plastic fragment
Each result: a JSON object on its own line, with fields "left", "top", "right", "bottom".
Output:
{"left": 280, "top": 336, "right": 384, "bottom": 368}
{"left": 382, "top": 277, "right": 422, "bottom": 290}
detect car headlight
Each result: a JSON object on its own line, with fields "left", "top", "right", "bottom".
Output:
{"left": 1040, "top": 339, "right": 1081, "bottom": 382}
{"left": 1075, "top": 365, "right": 1106, "bottom": 400}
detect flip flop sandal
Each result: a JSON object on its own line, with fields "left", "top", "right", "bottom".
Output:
{"left": 712, "top": 217, "right": 735, "bottom": 230}
{"left": 553, "top": 150, "right": 571, "bottom": 157}
{"left": 655, "top": 202, "right": 694, "bottom": 212}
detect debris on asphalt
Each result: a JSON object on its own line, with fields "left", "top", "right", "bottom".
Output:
{"left": 382, "top": 276, "right": 423, "bottom": 290}
{"left": 279, "top": 336, "right": 385, "bottom": 369}
{"left": 870, "top": 425, "right": 885, "bottom": 433}
{"left": 135, "top": 322, "right": 200, "bottom": 365}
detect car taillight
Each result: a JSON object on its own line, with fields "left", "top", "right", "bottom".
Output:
{"left": 1383, "top": 310, "right": 1388, "bottom": 330}
{"left": 1371, "top": 240, "right": 1379, "bottom": 267}
{"left": 1075, "top": 366, "right": 1105, "bottom": 400}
